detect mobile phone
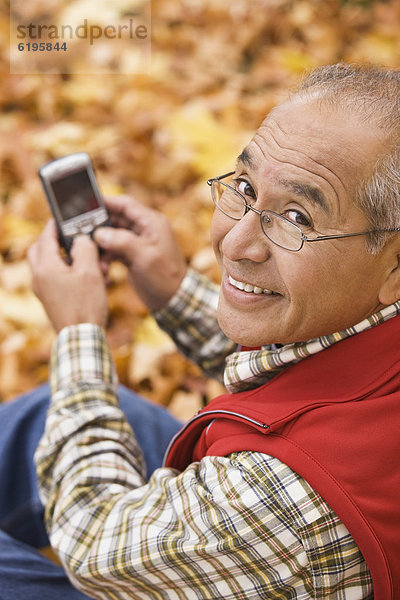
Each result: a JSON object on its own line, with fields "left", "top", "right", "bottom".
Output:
{"left": 39, "top": 152, "right": 109, "bottom": 254}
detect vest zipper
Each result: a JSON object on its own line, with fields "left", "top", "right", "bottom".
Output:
{"left": 163, "top": 409, "right": 269, "bottom": 466}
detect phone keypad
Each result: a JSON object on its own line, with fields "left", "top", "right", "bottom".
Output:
{"left": 62, "top": 209, "right": 108, "bottom": 236}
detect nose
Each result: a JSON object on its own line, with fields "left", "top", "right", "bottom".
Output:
{"left": 220, "top": 209, "right": 272, "bottom": 263}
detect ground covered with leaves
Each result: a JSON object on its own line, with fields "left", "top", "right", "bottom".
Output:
{"left": 0, "top": 0, "right": 399, "bottom": 419}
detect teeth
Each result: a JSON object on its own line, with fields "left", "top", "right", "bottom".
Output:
{"left": 229, "top": 275, "right": 275, "bottom": 295}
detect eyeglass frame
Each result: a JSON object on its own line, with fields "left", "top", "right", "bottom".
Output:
{"left": 207, "top": 171, "right": 400, "bottom": 252}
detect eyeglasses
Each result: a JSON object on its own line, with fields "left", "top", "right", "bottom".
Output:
{"left": 208, "top": 171, "right": 400, "bottom": 252}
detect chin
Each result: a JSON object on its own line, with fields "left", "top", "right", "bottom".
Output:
{"left": 217, "top": 313, "right": 309, "bottom": 347}
{"left": 216, "top": 290, "right": 292, "bottom": 347}
{"left": 217, "top": 313, "right": 271, "bottom": 347}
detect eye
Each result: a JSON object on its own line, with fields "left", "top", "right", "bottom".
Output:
{"left": 284, "top": 209, "right": 312, "bottom": 229}
{"left": 235, "top": 179, "right": 257, "bottom": 200}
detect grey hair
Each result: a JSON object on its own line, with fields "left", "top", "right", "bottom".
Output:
{"left": 295, "top": 63, "right": 400, "bottom": 253}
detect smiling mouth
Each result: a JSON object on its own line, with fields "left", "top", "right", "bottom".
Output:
{"left": 228, "top": 275, "right": 278, "bottom": 296}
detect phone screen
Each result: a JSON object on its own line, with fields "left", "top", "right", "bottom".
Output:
{"left": 50, "top": 169, "right": 100, "bottom": 221}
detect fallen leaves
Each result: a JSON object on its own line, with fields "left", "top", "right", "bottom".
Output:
{"left": 0, "top": 0, "right": 399, "bottom": 420}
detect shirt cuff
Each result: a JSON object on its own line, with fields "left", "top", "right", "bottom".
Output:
{"left": 154, "top": 268, "right": 219, "bottom": 330}
{"left": 50, "top": 323, "right": 118, "bottom": 394}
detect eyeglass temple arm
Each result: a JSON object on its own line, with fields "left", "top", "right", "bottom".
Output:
{"left": 305, "top": 229, "right": 400, "bottom": 243}
{"left": 207, "top": 172, "right": 236, "bottom": 186}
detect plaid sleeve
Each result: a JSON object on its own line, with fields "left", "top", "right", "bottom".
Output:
{"left": 35, "top": 324, "right": 372, "bottom": 600}
{"left": 36, "top": 323, "right": 147, "bottom": 506}
{"left": 154, "top": 268, "right": 236, "bottom": 381}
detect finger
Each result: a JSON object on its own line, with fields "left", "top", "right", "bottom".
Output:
{"left": 104, "top": 195, "right": 154, "bottom": 230}
{"left": 93, "top": 227, "right": 138, "bottom": 263}
{"left": 38, "top": 220, "right": 59, "bottom": 253}
{"left": 103, "top": 195, "right": 135, "bottom": 223}
{"left": 29, "top": 220, "right": 62, "bottom": 268}
{"left": 28, "top": 221, "right": 65, "bottom": 296}
{"left": 27, "top": 242, "right": 39, "bottom": 271}
{"left": 99, "top": 254, "right": 112, "bottom": 279}
{"left": 99, "top": 252, "right": 111, "bottom": 269}
{"left": 103, "top": 194, "right": 139, "bottom": 213}
{"left": 70, "top": 234, "right": 99, "bottom": 268}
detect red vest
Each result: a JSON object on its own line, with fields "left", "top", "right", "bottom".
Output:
{"left": 165, "top": 315, "right": 400, "bottom": 599}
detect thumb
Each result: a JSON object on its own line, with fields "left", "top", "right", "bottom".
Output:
{"left": 28, "top": 219, "right": 63, "bottom": 270}
{"left": 70, "top": 234, "right": 99, "bottom": 267}
{"left": 94, "top": 227, "right": 137, "bottom": 262}
{"left": 36, "top": 219, "right": 61, "bottom": 259}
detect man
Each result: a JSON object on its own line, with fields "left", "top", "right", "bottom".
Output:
{"left": 2, "top": 63, "right": 400, "bottom": 598}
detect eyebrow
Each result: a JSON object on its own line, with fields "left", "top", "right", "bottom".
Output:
{"left": 279, "top": 179, "right": 330, "bottom": 214}
{"left": 236, "top": 148, "right": 330, "bottom": 214}
{"left": 236, "top": 148, "right": 254, "bottom": 168}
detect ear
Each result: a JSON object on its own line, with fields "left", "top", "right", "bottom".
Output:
{"left": 379, "top": 254, "right": 400, "bottom": 306}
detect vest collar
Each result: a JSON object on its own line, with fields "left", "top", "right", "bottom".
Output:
{"left": 224, "top": 301, "right": 400, "bottom": 392}
{"left": 165, "top": 314, "right": 400, "bottom": 469}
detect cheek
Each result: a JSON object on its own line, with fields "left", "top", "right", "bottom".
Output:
{"left": 284, "top": 247, "right": 374, "bottom": 328}
{"left": 280, "top": 249, "right": 342, "bottom": 315}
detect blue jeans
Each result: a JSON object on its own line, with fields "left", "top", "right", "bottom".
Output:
{"left": 0, "top": 384, "right": 183, "bottom": 599}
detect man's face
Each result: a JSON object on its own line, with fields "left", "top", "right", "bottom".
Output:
{"left": 211, "top": 97, "right": 398, "bottom": 346}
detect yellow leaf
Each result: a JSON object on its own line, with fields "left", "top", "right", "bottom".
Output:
{"left": 0, "top": 289, "right": 48, "bottom": 327}
{"left": 27, "top": 122, "right": 88, "bottom": 155}
{"left": 0, "top": 215, "right": 42, "bottom": 255}
{"left": 130, "top": 316, "right": 176, "bottom": 383}
{"left": 0, "top": 260, "right": 32, "bottom": 292}
{"left": 133, "top": 315, "right": 174, "bottom": 346}
{"left": 278, "top": 48, "right": 317, "bottom": 75}
{"left": 165, "top": 102, "right": 248, "bottom": 178}
{"left": 348, "top": 32, "right": 399, "bottom": 66}
{"left": 4, "top": 214, "right": 41, "bottom": 236}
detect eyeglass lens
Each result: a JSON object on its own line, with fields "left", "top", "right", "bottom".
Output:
{"left": 212, "top": 180, "right": 303, "bottom": 251}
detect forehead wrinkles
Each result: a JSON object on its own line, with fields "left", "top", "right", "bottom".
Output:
{"left": 252, "top": 119, "right": 348, "bottom": 208}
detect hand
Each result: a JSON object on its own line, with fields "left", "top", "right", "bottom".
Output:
{"left": 28, "top": 220, "right": 109, "bottom": 332}
{"left": 94, "top": 195, "right": 187, "bottom": 312}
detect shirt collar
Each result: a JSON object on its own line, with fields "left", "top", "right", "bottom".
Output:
{"left": 224, "top": 301, "right": 400, "bottom": 393}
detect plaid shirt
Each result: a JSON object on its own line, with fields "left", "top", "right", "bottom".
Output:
{"left": 35, "top": 269, "right": 377, "bottom": 599}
